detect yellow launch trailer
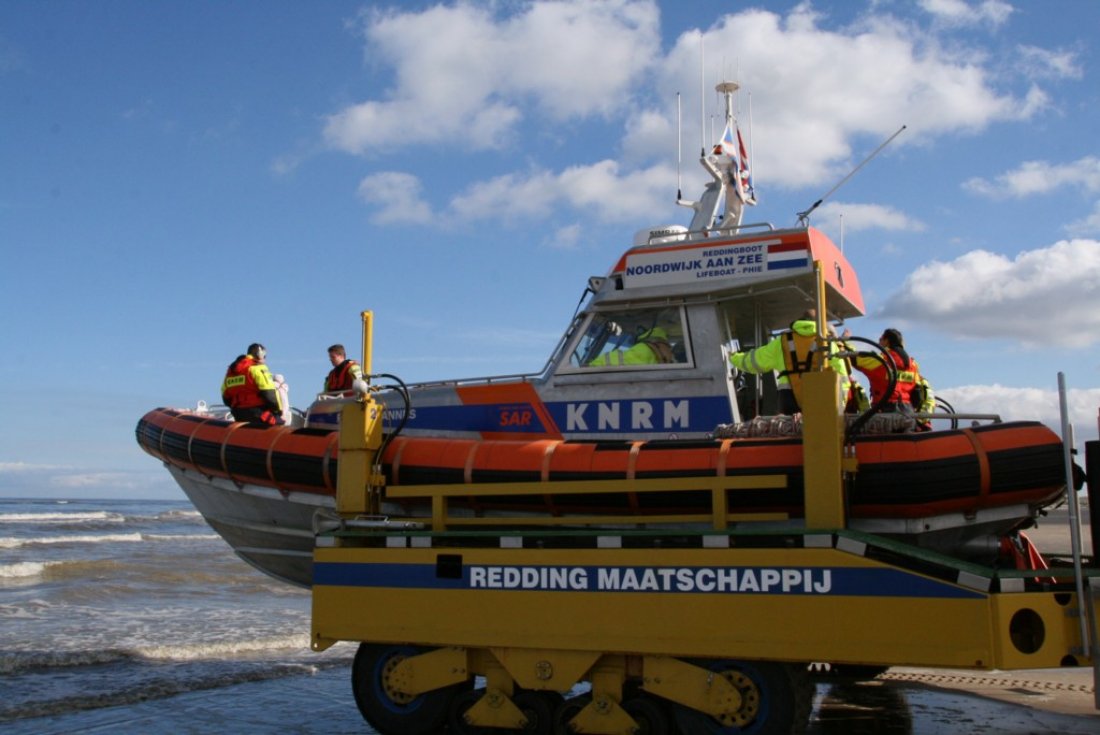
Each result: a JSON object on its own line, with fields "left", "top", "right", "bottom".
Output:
{"left": 312, "top": 310, "right": 1100, "bottom": 734}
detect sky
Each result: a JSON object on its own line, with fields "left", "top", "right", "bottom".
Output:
{"left": 2, "top": 0, "right": 1099, "bottom": 500}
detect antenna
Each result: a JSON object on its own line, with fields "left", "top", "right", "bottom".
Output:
{"left": 797, "top": 125, "right": 907, "bottom": 226}
{"left": 676, "top": 92, "right": 683, "bottom": 200}
{"left": 747, "top": 91, "right": 755, "bottom": 201}
{"left": 699, "top": 36, "right": 705, "bottom": 156}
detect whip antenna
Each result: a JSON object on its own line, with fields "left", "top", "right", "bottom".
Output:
{"left": 676, "top": 92, "right": 683, "bottom": 200}
{"left": 797, "top": 125, "right": 907, "bottom": 226}
{"left": 699, "top": 36, "right": 706, "bottom": 156}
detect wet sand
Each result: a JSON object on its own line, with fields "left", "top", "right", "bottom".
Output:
{"left": 5, "top": 663, "right": 1095, "bottom": 734}
{"left": 6, "top": 504, "right": 1096, "bottom": 734}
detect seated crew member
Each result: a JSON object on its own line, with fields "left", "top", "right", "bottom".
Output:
{"left": 850, "top": 328, "right": 934, "bottom": 430}
{"left": 324, "top": 344, "right": 364, "bottom": 392}
{"left": 729, "top": 310, "right": 850, "bottom": 415}
{"left": 221, "top": 343, "right": 285, "bottom": 426}
{"left": 587, "top": 326, "right": 675, "bottom": 366}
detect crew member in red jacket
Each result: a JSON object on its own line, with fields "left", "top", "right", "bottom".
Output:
{"left": 850, "top": 328, "right": 934, "bottom": 429}
{"left": 324, "top": 344, "right": 364, "bottom": 393}
{"left": 221, "top": 343, "right": 284, "bottom": 425}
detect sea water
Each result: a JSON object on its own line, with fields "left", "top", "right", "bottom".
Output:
{"left": 5, "top": 498, "right": 1097, "bottom": 734}
{"left": 0, "top": 497, "right": 354, "bottom": 725}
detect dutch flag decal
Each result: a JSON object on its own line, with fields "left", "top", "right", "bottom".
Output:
{"left": 767, "top": 242, "right": 809, "bottom": 271}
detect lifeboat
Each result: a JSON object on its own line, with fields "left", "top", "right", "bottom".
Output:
{"left": 137, "top": 406, "right": 1067, "bottom": 579}
{"left": 138, "top": 408, "right": 1064, "bottom": 519}
{"left": 136, "top": 82, "right": 1075, "bottom": 588}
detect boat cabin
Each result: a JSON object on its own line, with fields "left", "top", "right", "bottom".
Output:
{"left": 306, "top": 222, "right": 864, "bottom": 441}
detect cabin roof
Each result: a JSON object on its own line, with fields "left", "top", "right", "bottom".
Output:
{"left": 595, "top": 225, "right": 864, "bottom": 321}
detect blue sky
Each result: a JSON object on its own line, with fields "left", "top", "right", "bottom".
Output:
{"left": 3, "top": 0, "right": 1099, "bottom": 499}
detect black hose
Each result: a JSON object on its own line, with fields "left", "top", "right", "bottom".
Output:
{"left": 935, "top": 396, "right": 958, "bottom": 430}
{"left": 840, "top": 335, "right": 897, "bottom": 441}
{"left": 366, "top": 372, "right": 411, "bottom": 472}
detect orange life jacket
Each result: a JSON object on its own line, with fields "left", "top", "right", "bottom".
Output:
{"left": 325, "top": 359, "right": 360, "bottom": 392}
{"left": 864, "top": 349, "right": 920, "bottom": 405}
{"left": 222, "top": 356, "right": 265, "bottom": 409}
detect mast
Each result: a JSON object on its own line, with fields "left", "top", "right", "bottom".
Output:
{"left": 681, "top": 80, "right": 755, "bottom": 233}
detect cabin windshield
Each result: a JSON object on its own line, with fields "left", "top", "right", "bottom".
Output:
{"left": 567, "top": 306, "right": 689, "bottom": 370}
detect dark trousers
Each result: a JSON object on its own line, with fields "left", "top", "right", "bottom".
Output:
{"left": 229, "top": 406, "right": 278, "bottom": 426}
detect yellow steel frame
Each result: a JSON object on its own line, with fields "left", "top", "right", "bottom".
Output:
{"left": 313, "top": 544, "right": 1092, "bottom": 671}
{"left": 317, "top": 304, "right": 1098, "bottom": 732}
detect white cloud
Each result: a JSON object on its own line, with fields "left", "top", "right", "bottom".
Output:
{"left": 813, "top": 201, "right": 926, "bottom": 235}
{"left": 1016, "top": 44, "right": 1083, "bottom": 80}
{"left": 450, "top": 169, "right": 559, "bottom": 222}
{"left": 657, "top": 5, "right": 1035, "bottom": 190}
{"left": 964, "top": 156, "right": 1100, "bottom": 198}
{"left": 880, "top": 239, "right": 1100, "bottom": 347}
{"left": 918, "top": 0, "right": 1013, "bottom": 28}
{"left": 546, "top": 223, "right": 583, "bottom": 250}
{"left": 324, "top": 0, "right": 660, "bottom": 154}
{"left": 356, "top": 171, "right": 433, "bottom": 224}
{"left": 1068, "top": 202, "right": 1100, "bottom": 237}
{"left": 449, "top": 161, "right": 674, "bottom": 224}
{"left": 0, "top": 461, "right": 70, "bottom": 473}
{"left": 50, "top": 472, "right": 140, "bottom": 489}
{"left": 938, "top": 384, "right": 1100, "bottom": 444}
{"left": 0, "top": 463, "right": 178, "bottom": 499}
{"left": 328, "top": 3, "right": 1055, "bottom": 225}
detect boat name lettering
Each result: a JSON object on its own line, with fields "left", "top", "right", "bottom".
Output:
{"left": 467, "top": 565, "right": 832, "bottom": 594}
{"left": 623, "top": 241, "right": 781, "bottom": 288}
{"left": 499, "top": 408, "right": 532, "bottom": 427}
{"left": 700, "top": 244, "right": 765, "bottom": 258}
{"left": 566, "top": 400, "right": 688, "bottom": 431}
{"left": 696, "top": 263, "right": 764, "bottom": 278}
{"left": 625, "top": 260, "right": 703, "bottom": 276}
{"left": 383, "top": 407, "right": 416, "bottom": 421}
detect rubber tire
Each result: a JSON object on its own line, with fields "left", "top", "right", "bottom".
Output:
{"left": 670, "top": 660, "right": 812, "bottom": 735}
{"left": 514, "top": 691, "right": 556, "bottom": 734}
{"left": 552, "top": 694, "right": 591, "bottom": 735}
{"left": 623, "top": 695, "right": 671, "bottom": 735}
{"left": 351, "top": 643, "right": 467, "bottom": 735}
{"left": 447, "top": 689, "right": 494, "bottom": 735}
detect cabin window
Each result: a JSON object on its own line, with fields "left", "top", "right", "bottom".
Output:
{"left": 567, "top": 307, "right": 689, "bottom": 370}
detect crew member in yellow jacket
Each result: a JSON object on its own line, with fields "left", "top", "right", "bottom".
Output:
{"left": 588, "top": 327, "right": 675, "bottom": 366}
{"left": 221, "top": 343, "right": 285, "bottom": 425}
{"left": 729, "top": 313, "right": 850, "bottom": 415}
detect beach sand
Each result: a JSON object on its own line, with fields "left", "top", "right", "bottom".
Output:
{"left": 6, "top": 661, "right": 1096, "bottom": 734}
{"left": 6, "top": 505, "right": 1096, "bottom": 734}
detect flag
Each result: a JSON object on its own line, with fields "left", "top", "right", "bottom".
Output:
{"left": 715, "top": 121, "right": 756, "bottom": 205}
{"left": 718, "top": 122, "right": 738, "bottom": 158}
{"left": 737, "top": 127, "right": 756, "bottom": 204}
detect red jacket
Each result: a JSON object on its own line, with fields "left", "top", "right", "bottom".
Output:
{"left": 221, "top": 356, "right": 280, "bottom": 411}
{"left": 325, "top": 359, "right": 362, "bottom": 392}
{"left": 855, "top": 348, "right": 921, "bottom": 406}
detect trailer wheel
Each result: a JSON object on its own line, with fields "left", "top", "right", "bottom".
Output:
{"left": 447, "top": 689, "right": 493, "bottom": 734}
{"left": 623, "top": 695, "right": 671, "bottom": 735}
{"left": 670, "top": 660, "right": 811, "bottom": 735}
{"left": 514, "top": 691, "right": 555, "bottom": 734}
{"left": 351, "top": 643, "right": 468, "bottom": 735}
{"left": 552, "top": 694, "right": 591, "bottom": 735}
